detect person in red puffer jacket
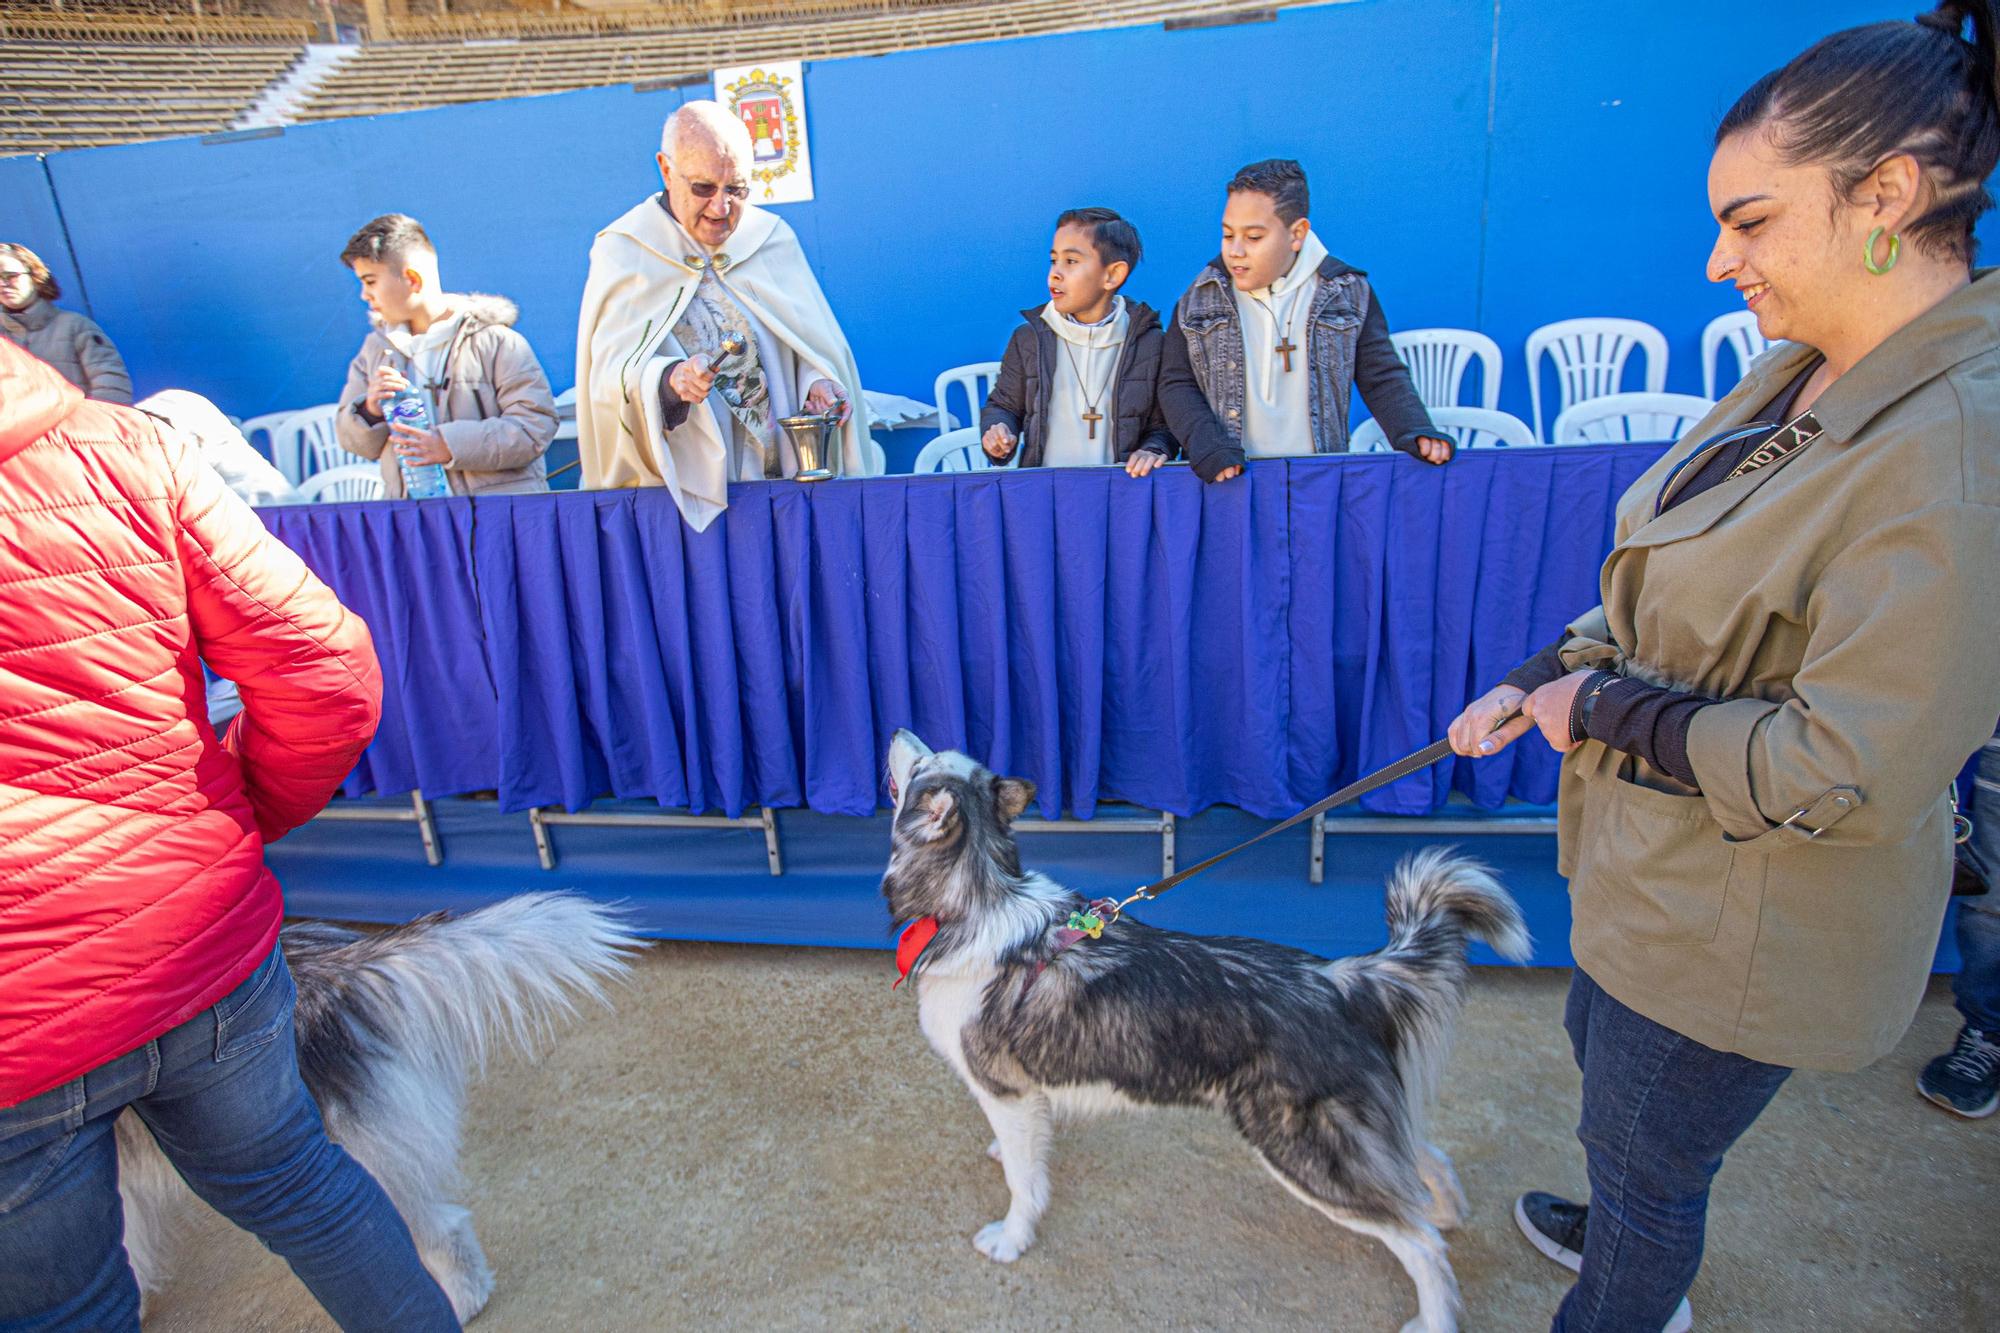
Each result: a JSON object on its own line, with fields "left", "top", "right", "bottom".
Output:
{"left": 0, "top": 339, "right": 459, "bottom": 1331}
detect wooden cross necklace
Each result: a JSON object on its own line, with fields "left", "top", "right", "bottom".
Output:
{"left": 1263, "top": 285, "right": 1307, "bottom": 373}
{"left": 1060, "top": 337, "right": 1114, "bottom": 440}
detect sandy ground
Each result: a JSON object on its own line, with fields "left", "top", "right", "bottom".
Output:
{"left": 137, "top": 946, "right": 1994, "bottom": 1332}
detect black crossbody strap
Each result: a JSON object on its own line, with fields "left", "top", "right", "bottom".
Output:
{"left": 1725, "top": 409, "right": 1823, "bottom": 481}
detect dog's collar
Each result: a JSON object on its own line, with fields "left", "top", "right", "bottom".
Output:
{"left": 892, "top": 915, "right": 939, "bottom": 990}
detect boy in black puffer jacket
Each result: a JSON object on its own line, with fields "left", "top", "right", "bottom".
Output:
{"left": 979, "top": 208, "right": 1177, "bottom": 474}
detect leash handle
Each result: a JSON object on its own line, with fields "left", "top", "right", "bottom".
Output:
{"left": 1108, "top": 707, "right": 1523, "bottom": 919}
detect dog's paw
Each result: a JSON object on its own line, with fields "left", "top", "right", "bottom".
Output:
{"left": 973, "top": 1221, "right": 1032, "bottom": 1263}
{"left": 442, "top": 1262, "right": 496, "bottom": 1323}
{"left": 986, "top": 1138, "right": 1002, "bottom": 1163}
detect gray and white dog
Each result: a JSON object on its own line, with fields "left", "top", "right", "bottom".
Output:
{"left": 115, "top": 892, "right": 642, "bottom": 1323}
{"left": 883, "top": 731, "right": 1529, "bottom": 1333}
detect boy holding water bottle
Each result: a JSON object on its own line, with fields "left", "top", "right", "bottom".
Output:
{"left": 336, "top": 214, "right": 558, "bottom": 498}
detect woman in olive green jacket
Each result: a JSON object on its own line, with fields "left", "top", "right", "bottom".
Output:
{"left": 1451, "top": 6, "right": 2000, "bottom": 1330}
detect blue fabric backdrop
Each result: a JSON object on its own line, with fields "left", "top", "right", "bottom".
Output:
{"left": 257, "top": 447, "right": 1667, "bottom": 820}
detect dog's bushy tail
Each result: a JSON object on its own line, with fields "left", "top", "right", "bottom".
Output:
{"left": 1382, "top": 848, "right": 1531, "bottom": 971}
{"left": 283, "top": 892, "right": 646, "bottom": 1092}
{"left": 1323, "top": 849, "right": 1529, "bottom": 1116}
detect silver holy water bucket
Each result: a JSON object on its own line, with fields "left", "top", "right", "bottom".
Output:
{"left": 776, "top": 408, "right": 843, "bottom": 482}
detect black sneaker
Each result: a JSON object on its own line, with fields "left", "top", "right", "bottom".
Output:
{"left": 1514, "top": 1191, "right": 1694, "bottom": 1332}
{"left": 1918, "top": 1025, "right": 2000, "bottom": 1118}
{"left": 1514, "top": 1190, "right": 1588, "bottom": 1272}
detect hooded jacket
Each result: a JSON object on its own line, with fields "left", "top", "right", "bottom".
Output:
{"left": 0, "top": 338, "right": 382, "bottom": 1109}
{"left": 1159, "top": 253, "right": 1438, "bottom": 478}
{"left": 335, "top": 292, "right": 557, "bottom": 498}
{"left": 979, "top": 300, "right": 1177, "bottom": 466}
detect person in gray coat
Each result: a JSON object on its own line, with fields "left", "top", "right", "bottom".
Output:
{"left": 0, "top": 242, "right": 131, "bottom": 405}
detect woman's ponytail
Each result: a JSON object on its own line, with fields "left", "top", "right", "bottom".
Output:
{"left": 1920, "top": 1, "right": 2000, "bottom": 116}
{"left": 1717, "top": 2, "right": 2000, "bottom": 261}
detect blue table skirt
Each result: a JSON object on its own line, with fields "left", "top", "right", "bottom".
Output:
{"left": 258, "top": 447, "right": 1666, "bottom": 821}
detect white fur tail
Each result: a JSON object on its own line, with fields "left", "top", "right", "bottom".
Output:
{"left": 1383, "top": 848, "right": 1531, "bottom": 965}
{"left": 285, "top": 892, "right": 646, "bottom": 1085}
{"left": 1321, "top": 850, "right": 1528, "bottom": 1122}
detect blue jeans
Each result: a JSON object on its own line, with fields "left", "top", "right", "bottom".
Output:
{"left": 1953, "top": 734, "right": 2000, "bottom": 1033}
{"left": 1551, "top": 969, "right": 1792, "bottom": 1333}
{"left": 0, "top": 947, "right": 459, "bottom": 1333}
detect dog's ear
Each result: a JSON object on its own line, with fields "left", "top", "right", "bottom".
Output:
{"left": 992, "top": 775, "right": 1036, "bottom": 824}
{"left": 920, "top": 786, "right": 957, "bottom": 832}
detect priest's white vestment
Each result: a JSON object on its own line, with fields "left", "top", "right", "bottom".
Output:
{"left": 576, "top": 196, "right": 873, "bottom": 528}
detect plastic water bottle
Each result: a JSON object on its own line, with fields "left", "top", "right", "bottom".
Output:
{"left": 386, "top": 387, "right": 451, "bottom": 499}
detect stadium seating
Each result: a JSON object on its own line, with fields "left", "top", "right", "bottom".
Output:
{"left": 0, "top": 0, "right": 1306, "bottom": 155}
{"left": 296, "top": 0, "right": 1311, "bottom": 124}
{"left": 0, "top": 37, "right": 304, "bottom": 154}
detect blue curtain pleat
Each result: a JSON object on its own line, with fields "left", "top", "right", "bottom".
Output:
{"left": 258, "top": 497, "right": 494, "bottom": 799}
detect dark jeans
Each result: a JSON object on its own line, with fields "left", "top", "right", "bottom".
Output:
{"left": 1551, "top": 969, "right": 1792, "bottom": 1332}
{"left": 0, "top": 947, "right": 459, "bottom": 1333}
{"left": 1954, "top": 734, "right": 2000, "bottom": 1032}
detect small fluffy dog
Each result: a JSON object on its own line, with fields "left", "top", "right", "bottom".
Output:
{"left": 883, "top": 731, "right": 1528, "bottom": 1333}
{"left": 116, "top": 892, "right": 642, "bottom": 1323}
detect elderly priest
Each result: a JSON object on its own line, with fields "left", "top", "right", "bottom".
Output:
{"left": 576, "top": 100, "right": 873, "bottom": 527}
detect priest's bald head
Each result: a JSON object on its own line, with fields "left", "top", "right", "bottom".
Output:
{"left": 656, "top": 101, "right": 755, "bottom": 251}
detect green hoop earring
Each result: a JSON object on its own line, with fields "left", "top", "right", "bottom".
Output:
{"left": 1864, "top": 225, "right": 1901, "bottom": 276}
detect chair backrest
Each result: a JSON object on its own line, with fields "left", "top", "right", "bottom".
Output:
{"left": 1351, "top": 405, "right": 1536, "bottom": 454}
{"left": 294, "top": 404, "right": 348, "bottom": 480}
{"left": 1700, "top": 310, "right": 1771, "bottom": 401}
{"left": 549, "top": 384, "right": 579, "bottom": 441}
{"left": 267, "top": 403, "right": 346, "bottom": 483}
{"left": 1552, "top": 392, "right": 1716, "bottom": 445}
{"left": 296, "top": 462, "right": 385, "bottom": 503}
{"left": 863, "top": 433, "right": 887, "bottom": 476}
{"left": 1347, "top": 418, "right": 1394, "bottom": 453}
{"left": 912, "top": 427, "right": 990, "bottom": 474}
{"left": 237, "top": 408, "right": 299, "bottom": 461}
{"left": 1525, "top": 317, "right": 1669, "bottom": 442}
{"left": 1390, "top": 328, "right": 1503, "bottom": 411}
{"left": 933, "top": 361, "right": 1003, "bottom": 433}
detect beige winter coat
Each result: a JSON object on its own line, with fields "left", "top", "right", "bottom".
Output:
{"left": 1552, "top": 271, "right": 2000, "bottom": 1072}
{"left": 335, "top": 293, "right": 556, "bottom": 497}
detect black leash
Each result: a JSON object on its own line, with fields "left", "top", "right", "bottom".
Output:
{"left": 1098, "top": 711, "right": 1519, "bottom": 923}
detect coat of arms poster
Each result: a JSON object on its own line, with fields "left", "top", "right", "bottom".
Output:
{"left": 713, "top": 61, "right": 814, "bottom": 204}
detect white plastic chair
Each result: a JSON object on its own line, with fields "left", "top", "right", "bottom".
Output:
{"left": 912, "top": 427, "right": 991, "bottom": 474}
{"left": 552, "top": 385, "right": 578, "bottom": 443}
{"left": 238, "top": 409, "right": 299, "bottom": 461}
{"left": 1390, "top": 328, "right": 1503, "bottom": 410}
{"left": 1350, "top": 406, "right": 1537, "bottom": 454}
{"left": 296, "top": 463, "right": 385, "bottom": 502}
{"left": 268, "top": 403, "right": 348, "bottom": 483}
{"left": 933, "top": 361, "right": 1002, "bottom": 434}
{"left": 1553, "top": 392, "right": 1716, "bottom": 445}
{"left": 1347, "top": 419, "right": 1398, "bottom": 454}
{"left": 1701, "top": 311, "right": 1772, "bottom": 401}
{"left": 1525, "top": 318, "right": 1669, "bottom": 442}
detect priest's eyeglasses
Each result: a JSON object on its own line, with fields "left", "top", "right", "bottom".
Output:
{"left": 686, "top": 179, "right": 751, "bottom": 202}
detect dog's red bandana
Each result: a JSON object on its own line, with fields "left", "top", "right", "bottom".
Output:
{"left": 892, "top": 915, "right": 939, "bottom": 989}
